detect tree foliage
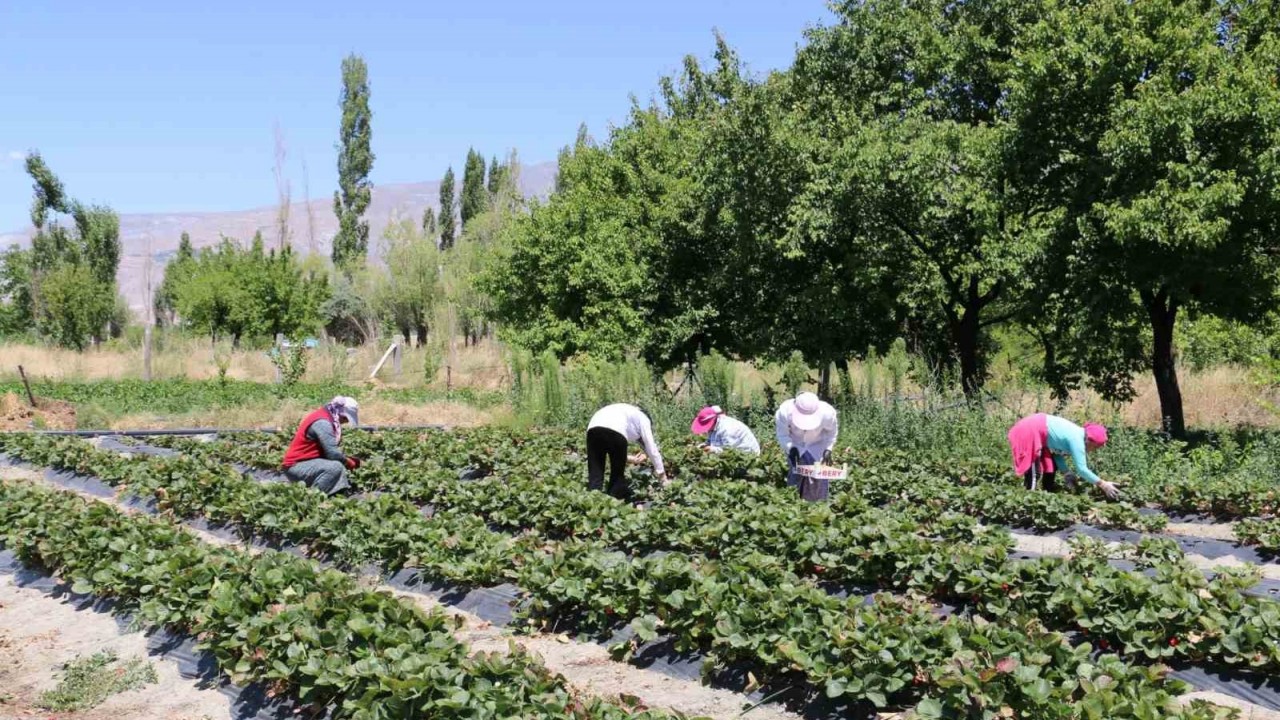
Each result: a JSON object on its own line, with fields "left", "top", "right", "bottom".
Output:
{"left": 439, "top": 167, "right": 457, "bottom": 250}
{"left": 154, "top": 232, "right": 195, "bottom": 328}
{"left": 1010, "top": 0, "right": 1280, "bottom": 435}
{"left": 461, "top": 148, "right": 488, "bottom": 228}
{"left": 483, "top": 0, "right": 1280, "bottom": 434}
{"left": 375, "top": 218, "right": 441, "bottom": 344}
{"left": 332, "top": 54, "right": 374, "bottom": 271}
{"left": 421, "top": 207, "right": 437, "bottom": 242}
{"left": 162, "top": 235, "right": 328, "bottom": 345}
{"left": 0, "top": 152, "right": 126, "bottom": 348}
{"left": 486, "top": 156, "right": 504, "bottom": 198}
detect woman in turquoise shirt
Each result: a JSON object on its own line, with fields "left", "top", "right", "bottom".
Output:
{"left": 1007, "top": 414, "right": 1119, "bottom": 499}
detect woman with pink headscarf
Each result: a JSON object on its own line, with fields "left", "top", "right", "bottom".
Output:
{"left": 1007, "top": 414, "right": 1119, "bottom": 499}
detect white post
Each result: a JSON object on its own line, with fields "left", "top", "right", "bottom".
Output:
{"left": 369, "top": 341, "right": 399, "bottom": 380}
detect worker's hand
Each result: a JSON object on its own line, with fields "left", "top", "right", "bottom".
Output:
{"left": 1096, "top": 480, "right": 1119, "bottom": 500}
{"left": 822, "top": 450, "right": 833, "bottom": 465}
{"left": 787, "top": 447, "right": 800, "bottom": 467}
{"left": 345, "top": 456, "right": 362, "bottom": 470}
{"left": 627, "top": 452, "right": 647, "bottom": 465}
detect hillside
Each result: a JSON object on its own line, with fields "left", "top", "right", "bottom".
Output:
{"left": 0, "top": 161, "right": 557, "bottom": 312}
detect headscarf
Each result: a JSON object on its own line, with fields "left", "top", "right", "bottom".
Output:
{"left": 324, "top": 396, "right": 360, "bottom": 443}
{"left": 1084, "top": 422, "right": 1108, "bottom": 447}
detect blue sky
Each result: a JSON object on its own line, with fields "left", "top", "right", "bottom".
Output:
{"left": 0, "top": 0, "right": 831, "bottom": 231}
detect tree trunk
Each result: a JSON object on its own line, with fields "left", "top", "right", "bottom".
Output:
{"left": 818, "top": 363, "right": 832, "bottom": 401}
{"left": 952, "top": 308, "right": 982, "bottom": 398}
{"left": 949, "top": 275, "right": 995, "bottom": 400}
{"left": 1144, "top": 289, "right": 1186, "bottom": 438}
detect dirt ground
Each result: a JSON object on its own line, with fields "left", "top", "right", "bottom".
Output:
{"left": 0, "top": 393, "right": 77, "bottom": 432}
{"left": 1007, "top": 529, "right": 1280, "bottom": 582}
{"left": 0, "top": 573, "right": 230, "bottom": 720}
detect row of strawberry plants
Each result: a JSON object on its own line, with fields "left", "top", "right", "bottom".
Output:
{"left": 112, "top": 434, "right": 1280, "bottom": 673}
{"left": 154, "top": 431, "right": 1164, "bottom": 535}
{"left": 135, "top": 434, "right": 1018, "bottom": 587}
{"left": 17, "top": 434, "right": 1280, "bottom": 685}
{"left": 0, "top": 459, "right": 1230, "bottom": 719}
{"left": 2, "top": 430, "right": 1249, "bottom": 712}
{"left": 0, "top": 479, "right": 685, "bottom": 719}
{"left": 1236, "top": 518, "right": 1280, "bottom": 556}
{"left": 164, "top": 426, "right": 1279, "bottom": 524}
{"left": 5, "top": 434, "right": 1055, "bottom": 712}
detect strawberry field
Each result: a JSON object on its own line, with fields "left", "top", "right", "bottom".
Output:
{"left": 2, "top": 427, "right": 1280, "bottom": 719}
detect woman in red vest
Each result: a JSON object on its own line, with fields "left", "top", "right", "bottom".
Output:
{"left": 281, "top": 396, "right": 362, "bottom": 495}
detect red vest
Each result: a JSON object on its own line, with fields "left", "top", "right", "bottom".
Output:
{"left": 282, "top": 407, "right": 336, "bottom": 468}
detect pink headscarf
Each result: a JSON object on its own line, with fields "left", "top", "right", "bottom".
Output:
{"left": 1084, "top": 423, "right": 1108, "bottom": 446}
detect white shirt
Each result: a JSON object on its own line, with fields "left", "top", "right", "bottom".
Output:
{"left": 588, "top": 403, "right": 665, "bottom": 475}
{"left": 706, "top": 415, "right": 761, "bottom": 454}
{"left": 774, "top": 398, "right": 839, "bottom": 458}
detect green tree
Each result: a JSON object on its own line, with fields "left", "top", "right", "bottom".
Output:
{"left": 39, "top": 263, "right": 114, "bottom": 351}
{"left": 486, "top": 155, "right": 505, "bottom": 198}
{"left": 421, "top": 207, "right": 437, "bottom": 241}
{"left": 174, "top": 240, "right": 255, "bottom": 344}
{"left": 376, "top": 218, "right": 440, "bottom": 344}
{"left": 73, "top": 203, "right": 120, "bottom": 286}
{"left": 449, "top": 153, "right": 524, "bottom": 346}
{"left": 332, "top": 53, "right": 374, "bottom": 271}
{"left": 0, "top": 246, "right": 33, "bottom": 336}
{"left": 321, "top": 270, "right": 378, "bottom": 345}
{"left": 553, "top": 145, "right": 572, "bottom": 193}
{"left": 250, "top": 245, "right": 328, "bottom": 339}
{"left": 461, "top": 148, "right": 488, "bottom": 228}
{"left": 19, "top": 152, "right": 125, "bottom": 347}
{"left": 169, "top": 236, "right": 327, "bottom": 345}
{"left": 438, "top": 167, "right": 457, "bottom": 250}
{"left": 486, "top": 44, "right": 750, "bottom": 370}
{"left": 154, "top": 232, "right": 195, "bottom": 327}
{"left": 788, "top": 0, "right": 1050, "bottom": 396}
{"left": 1011, "top": 0, "right": 1280, "bottom": 436}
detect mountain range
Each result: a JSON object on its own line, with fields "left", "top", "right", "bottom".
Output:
{"left": 0, "top": 160, "right": 558, "bottom": 312}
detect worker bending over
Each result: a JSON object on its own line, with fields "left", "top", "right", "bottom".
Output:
{"left": 775, "top": 391, "right": 838, "bottom": 496}
{"left": 691, "top": 405, "right": 760, "bottom": 454}
{"left": 1007, "top": 413, "right": 1119, "bottom": 499}
{"left": 586, "top": 403, "right": 666, "bottom": 501}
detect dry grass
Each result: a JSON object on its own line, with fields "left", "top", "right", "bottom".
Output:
{"left": 1120, "top": 365, "right": 1279, "bottom": 428}
{"left": 112, "top": 397, "right": 502, "bottom": 431}
{"left": 0, "top": 338, "right": 509, "bottom": 391}
{"left": 2, "top": 340, "right": 1276, "bottom": 430}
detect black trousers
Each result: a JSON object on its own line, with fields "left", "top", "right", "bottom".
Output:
{"left": 587, "top": 427, "right": 631, "bottom": 500}
{"left": 1023, "top": 468, "right": 1059, "bottom": 492}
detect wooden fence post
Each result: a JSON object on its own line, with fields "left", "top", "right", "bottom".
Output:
{"left": 17, "top": 365, "right": 37, "bottom": 408}
{"left": 369, "top": 341, "right": 399, "bottom": 380}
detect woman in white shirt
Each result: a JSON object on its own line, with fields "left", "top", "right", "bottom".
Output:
{"left": 691, "top": 406, "right": 761, "bottom": 454}
{"left": 775, "top": 391, "right": 839, "bottom": 491}
{"left": 586, "top": 403, "right": 666, "bottom": 500}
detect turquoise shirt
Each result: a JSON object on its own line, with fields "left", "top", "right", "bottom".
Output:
{"left": 1045, "top": 415, "right": 1101, "bottom": 484}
